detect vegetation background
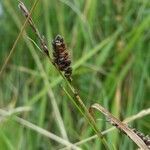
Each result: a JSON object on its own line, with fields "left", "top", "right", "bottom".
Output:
{"left": 0, "top": 0, "right": 149, "bottom": 149}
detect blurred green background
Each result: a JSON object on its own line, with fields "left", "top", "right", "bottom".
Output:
{"left": 0, "top": 0, "right": 150, "bottom": 149}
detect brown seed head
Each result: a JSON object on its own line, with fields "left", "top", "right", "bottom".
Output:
{"left": 52, "top": 35, "right": 72, "bottom": 81}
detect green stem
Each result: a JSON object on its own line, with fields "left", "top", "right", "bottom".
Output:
{"left": 65, "top": 78, "right": 110, "bottom": 149}
{"left": 18, "top": 1, "right": 110, "bottom": 147}
{"left": 46, "top": 56, "right": 110, "bottom": 149}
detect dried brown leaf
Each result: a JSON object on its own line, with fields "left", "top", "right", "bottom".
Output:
{"left": 89, "top": 103, "right": 149, "bottom": 150}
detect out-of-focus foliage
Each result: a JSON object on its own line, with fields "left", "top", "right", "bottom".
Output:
{"left": 0, "top": 0, "right": 149, "bottom": 149}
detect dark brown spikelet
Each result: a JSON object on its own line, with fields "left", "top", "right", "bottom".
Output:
{"left": 106, "top": 117, "right": 150, "bottom": 149}
{"left": 132, "top": 128, "right": 150, "bottom": 149}
{"left": 52, "top": 35, "right": 72, "bottom": 81}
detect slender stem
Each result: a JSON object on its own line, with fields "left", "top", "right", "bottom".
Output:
{"left": 18, "top": 1, "right": 110, "bottom": 149}
{"left": 47, "top": 56, "right": 110, "bottom": 150}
